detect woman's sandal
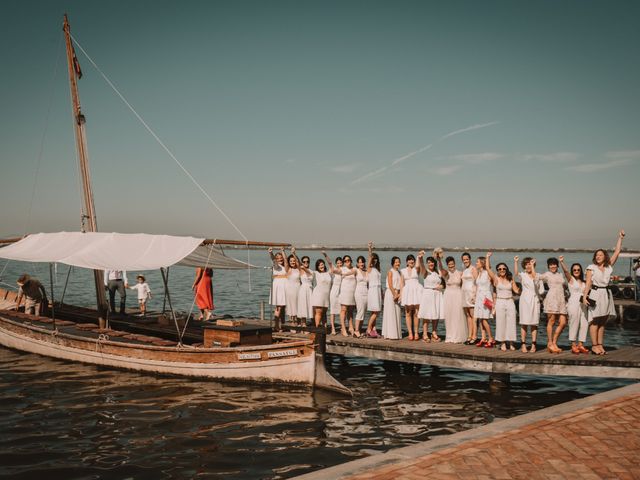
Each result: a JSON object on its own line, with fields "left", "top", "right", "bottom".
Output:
{"left": 431, "top": 332, "right": 441, "bottom": 342}
{"left": 591, "top": 344, "right": 604, "bottom": 355}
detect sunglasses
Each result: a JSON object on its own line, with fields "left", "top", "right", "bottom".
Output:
{"left": 497, "top": 268, "right": 506, "bottom": 271}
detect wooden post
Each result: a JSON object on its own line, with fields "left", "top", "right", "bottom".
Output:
{"left": 260, "top": 300, "right": 265, "bottom": 322}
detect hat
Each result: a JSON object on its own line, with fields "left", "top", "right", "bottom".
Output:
{"left": 136, "top": 275, "right": 146, "bottom": 281}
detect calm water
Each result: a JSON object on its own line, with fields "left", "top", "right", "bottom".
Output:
{"left": 0, "top": 251, "right": 638, "bottom": 479}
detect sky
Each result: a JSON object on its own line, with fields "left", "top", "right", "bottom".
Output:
{"left": 0, "top": 0, "right": 638, "bottom": 249}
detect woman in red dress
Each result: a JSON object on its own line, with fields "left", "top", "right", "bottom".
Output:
{"left": 192, "top": 267, "right": 214, "bottom": 320}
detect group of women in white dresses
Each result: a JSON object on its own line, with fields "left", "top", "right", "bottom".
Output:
{"left": 268, "top": 230, "right": 625, "bottom": 353}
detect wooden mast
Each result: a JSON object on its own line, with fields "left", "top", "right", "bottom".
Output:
{"left": 63, "top": 14, "right": 108, "bottom": 323}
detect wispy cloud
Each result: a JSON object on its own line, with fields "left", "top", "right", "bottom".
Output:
{"left": 521, "top": 152, "right": 580, "bottom": 162}
{"left": 351, "top": 121, "right": 500, "bottom": 185}
{"left": 434, "top": 165, "right": 462, "bottom": 176}
{"left": 605, "top": 150, "right": 640, "bottom": 160}
{"left": 285, "top": 158, "right": 297, "bottom": 164}
{"left": 338, "top": 185, "right": 405, "bottom": 194}
{"left": 447, "top": 152, "right": 504, "bottom": 164}
{"left": 567, "top": 158, "right": 632, "bottom": 173}
{"left": 330, "top": 163, "right": 362, "bottom": 173}
{"left": 439, "top": 121, "right": 501, "bottom": 141}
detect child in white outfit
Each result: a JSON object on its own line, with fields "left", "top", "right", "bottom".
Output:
{"left": 129, "top": 275, "right": 151, "bottom": 316}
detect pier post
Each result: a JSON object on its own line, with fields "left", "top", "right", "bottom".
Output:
{"left": 617, "top": 304, "right": 624, "bottom": 324}
{"left": 260, "top": 301, "right": 265, "bottom": 322}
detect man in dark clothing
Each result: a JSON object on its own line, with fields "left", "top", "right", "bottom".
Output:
{"left": 16, "top": 274, "right": 48, "bottom": 316}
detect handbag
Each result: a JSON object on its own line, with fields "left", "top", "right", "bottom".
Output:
{"left": 580, "top": 295, "right": 596, "bottom": 308}
{"left": 483, "top": 297, "right": 494, "bottom": 310}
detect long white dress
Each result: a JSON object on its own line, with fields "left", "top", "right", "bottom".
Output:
{"left": 329, "top": 271, "right": 342, "bottom": 315}
{"left": 355, "top": 269, "right": 368, "bottom": 321}
{"left": 400, "top": 267, "right": 422, "bottom": 306}
{"left": 367, "top": 268, "right": 382, "bottom": 312}
{"left": 567, "top": 278, "right": 588, "bottom": 342}
{"left": 285, "top": 268, "right": 301, "bottom": 316}
{"left": 382, "top": 269, "right": 402, "bottom": 339}
{"left": 495, "top": 280, "right": 517, "bottom": 342}
{"left": 297, "top": 270, "right": 313, "bottom": 319}
{"left": 473, "top": 270, "right": 493, "bottom": 319}
{"left": 338, "top": 267, "right": 356, "bottom": 306}
{"left": 518, "top": 272, "right": 543, "bottom": 325}
{"left": 443, "top": 270, "right": 467, "bottom": 343}
{"left": 311, "top": 271, "right": 332, "bottom": 308}
{"left": 462, "top": 266, "right": 476, "bottom": 308}
{"left": 419, "top": 270, "right": 443, "bottom": 319}
{"left": 269, "top": 263, "right": 287, "bottom": 306}
{"left": 586, "top": 264, "right": 616, "bottom": 322}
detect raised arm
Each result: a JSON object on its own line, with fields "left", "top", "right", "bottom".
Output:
{"left": 485, "top": 252, "right": 497, "bottom": 283}
{"left": 559, "top": 256, "right": 572, "bottom": 284}
{"left": 268, "top": 247, "right": 276, "bottom": 266}
{"left": 610, "top": 230, "right": 625, "bottom": 266}
{"left": 513, "top": 256, "right": 519, "bottom": 278}
{"left": 321, "top": 250, "right": 335, "bottom": 273}
{"left": 290, "top": 247, "right": 311, "bottom": 274}
{"left": 416, "top": 250, "right": 426, "bottom": 277}
{"left": 367, "top": 241, "right": 374, "bottom": 273}
{"left": 437, "top": 253, "right": 448, "bottom": 278}
{"left": 281, "top": 247, "right": 290, "bottom": 273}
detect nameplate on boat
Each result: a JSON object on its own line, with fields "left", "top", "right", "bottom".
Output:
{"left": 267, "top": 349, "right": 298, "bottom": 358}
{"left": 238, "top": 352, "right": 262, "bottom": 360}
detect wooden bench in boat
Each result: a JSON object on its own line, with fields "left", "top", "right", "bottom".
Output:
{"left": 202, "top": 322, "right": 273, "bottom": 347}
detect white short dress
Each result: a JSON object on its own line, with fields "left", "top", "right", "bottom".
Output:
{"left": 285, "top": 269, "right": 301, "bottom": 317}
{"left": 540, "top": 271, "right": 568, "bottom": 315}
{"left": 297, "top": 270, "right": 314, "bottom": 319}
{"left": 355, "top": 269, "right": 368, "bottom": 321}
{"left": 382, "top": 269, "right": 402, "bottom": 339}
{"left": 329, "top": 272, "right": 342, "bottom": 315}
{"left": 518, "top": 272, "right": 543, "bottom": 326}
{"left": 567, "top": 278, "right": 588, "bottom": 342}
{"left": 419, "top": 270, "right": 444, "bottom": 320}
{"left": 495, "top": 280, "right": 517, "bottom": 342}
{"left": 269, "top": 263, "right": 287, "bottom": 306}
{"left": 586, "top": 264, "right": 616, "bottom": 322}
{"left": 311, "top": 271, "right": 332, "bottom": 308}
{"left": 367, "top": 268, "right": 382, "bottom": 312}
{"left": 401, "top": 267, "right": 422, "bottom": 306}
{"left": 461, "top": 266, "right": 476, "bottom": 308}
{"left": 473, "top": 270, "right": 493, "bottom": 320}
{"left": 338, "top": 267, "right": 356, "bottom": 306}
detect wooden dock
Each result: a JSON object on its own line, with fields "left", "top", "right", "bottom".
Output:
{"left": 320, "top": 335, "right": 640, "bottom": 380}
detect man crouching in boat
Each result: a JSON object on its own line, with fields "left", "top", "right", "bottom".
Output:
{"left": 15, "top": 274, "right": 48, "bottom": 316}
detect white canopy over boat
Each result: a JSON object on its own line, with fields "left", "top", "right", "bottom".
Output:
{"left": 0, "top": 232, "right": 254, "bottom": 270}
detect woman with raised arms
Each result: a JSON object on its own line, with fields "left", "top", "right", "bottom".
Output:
{"left": 327, "top": 256, "right": 343, "bottom": 335}
{"left": 366, "top": 242, "right": 382, "bottom": 338}
{"left": 583, "top": 230, "right": 625, "bottom": 355}
{"left": 268, "top": 246, "right": 287, "bottom": 331}
{"left": 400, "top": 254, "right": 422, "bottom": 341}
{"left": 338, "top": 255, "right": 358, "bottom": 337}
{"left": 539, "top": 257, "right": 568, "bottom": 353}
{"left": 438, "top": 254, "right": 467, "bottom": 343}
{"left": 382, "top": 256, "right": 403, "bottom": 339}
{"left": 486, "top": 253, "right": 520, "bottom": 351}
{"left": 310, "top": 252, "right": 334, "bottom": 329}
{"left": 461, "top": 252, "right": 477, "bottom": 345}
{"left": 514, "top": 256, "right": 543, "bottom": 353}
{"left": 296, "top": 255, "right": 314, "bottom": 327}
{"left": 284, "top": 247, "right": 302, "bottom": 326}
{"left": 417, "top": 250, "right": 444, "bottom": 342}
{"left": 353, "top": 255, "right": 369, "bottom": 338}
{"left": 473, "top": 255, "right": 494, "bottom": 348}
{"left": 559, "top": 256, "right": 589, "bottom": 354}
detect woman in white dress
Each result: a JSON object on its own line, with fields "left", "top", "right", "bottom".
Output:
{"left": 366, "top": 242, "right": 382, "bottom": 338}
{"left": 438, "top": 254, "right": 467, "bottom": 343}
{"left": 268, "top": 247, "right": 287, "bottom": 331}
{"left": 401, "top": 254, "right": 422, "bottom": 341}
{"left": 461, "top": 252, "right": 477, "bottom": 345}
{"left": 327, "top": 256, "right": 343, "bottom": 335}
{"left": 539, "top": 257, "right": 568, "bottom": 353}
{"left": 583, "top": 230, "right": 625, "bottom": 355}
{"left": 514, "top": 256, "right": 543, "bottom": 353}
{"left": 338, "top": 255, "right": 358, "bottom": 337}
{"left": 382, "top": 256, "right": 403, "bottom": 339}
{"left": 353, "top": 255, "right": 369, "bottom": 338}
{"left": 417, "top": 251, "right": 444, "bottom": 342}
{"left": 296, "top": 255, "right": 314, "bottom": 326}
{"left": 560, "top": 257, "right": 589, "bottom": 354}
{"left": 473, "top": 255, "right": 494, "bottom": 348}
{"left": 311, "top": 254, "right": 333, "bottom": 328}
{"left": 284, "top": 248, "right": 303, "bottom": 326}
{"left": 486, "top": 254, "right": 520, "bottom": 351}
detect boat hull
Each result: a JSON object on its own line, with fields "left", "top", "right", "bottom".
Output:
{"left": 0, "top": 312, "right": 316, "bottom": 386}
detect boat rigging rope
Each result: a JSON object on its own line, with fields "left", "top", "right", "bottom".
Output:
{"left": 70, "top": 34, "right": 254, "bottom": 292}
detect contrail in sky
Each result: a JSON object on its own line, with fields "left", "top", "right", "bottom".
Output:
{"left": 351, "top": 121, "right": 500, "bottom": 185}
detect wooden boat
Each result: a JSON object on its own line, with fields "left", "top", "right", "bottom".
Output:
{"left": 0, "top": 16, "right": 349, "bottom": 395}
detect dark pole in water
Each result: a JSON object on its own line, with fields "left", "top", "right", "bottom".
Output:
{"left": 49, "top": 263, "right": 56, "bottom": 330}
